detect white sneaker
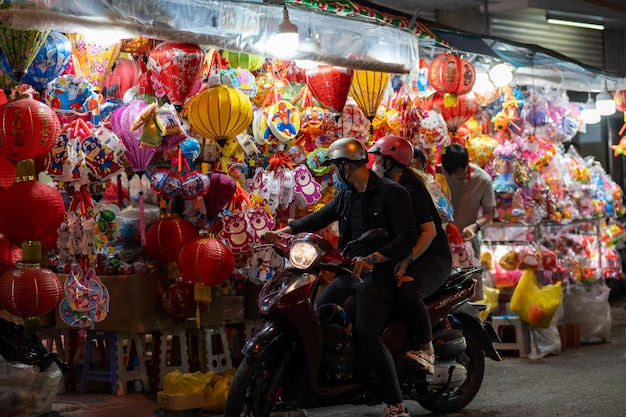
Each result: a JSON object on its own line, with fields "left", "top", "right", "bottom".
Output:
{"left": 406, "top": 349, "right": 435, "bottom": 375}
{"left": 382, "top": 404, "right": 410, "bottom": 417}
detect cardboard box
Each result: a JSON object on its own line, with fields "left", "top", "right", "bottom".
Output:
{"left": 200, "top": 293, "right": 245, "bottom": 326}
{"left": 157, "top": 390, "right": 204, "bottom": 411}
{"left": 54, "top": 273, "right": 173, "bottom": 333}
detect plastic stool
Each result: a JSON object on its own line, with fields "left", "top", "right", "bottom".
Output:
{"left": 491, "top": 315, "right": 530, "bottom": 358}
{"left": 82, "top": 330, "right": 118, "bottom": 395}
{"left": 116, "top": 333, "right": 150, "bottom": 394}
{"left": 155, "top": 326, "right": 189, "bottom": 389}
{"left": 204, "top": 326, "right": 232, "bottom": 373}
{"left": 38, "top": 327, "right": 66, "bottom": 361}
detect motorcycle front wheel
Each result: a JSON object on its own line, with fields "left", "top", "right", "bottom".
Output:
{"left": 224, "top": 345, "right": 289, "bottom": 417}
{"left": 417, "top": 323, "right": 485, "bottom": 413}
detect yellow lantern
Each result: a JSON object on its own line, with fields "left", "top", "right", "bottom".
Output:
{"left": 349, "top": 70, "right": 390, "bottom": 119}
{"left": 187, "top": 84, "right": 253, "bottom": 145}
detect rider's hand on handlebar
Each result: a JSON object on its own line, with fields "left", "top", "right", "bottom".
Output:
{"left": 262, "top": 231, "right": 279, "bottom": 244}
{"left": 394, "top": 257, "right": 410, "bottom": 279}
{"left": 351, "top": 256, "right": 374, "bottom": 282}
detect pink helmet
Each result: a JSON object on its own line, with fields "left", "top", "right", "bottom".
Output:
{"left": 368, "top": 135, "right": 413, "bottom": 166}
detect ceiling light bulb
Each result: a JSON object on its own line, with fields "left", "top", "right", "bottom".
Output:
{"left": 596, "top": 90, "right": 616, "bottom": 116}
{"left": 266, "top": 6, "right": 300, "bottom": 57}
{"left": 582, "top": 97, "right": 601, "bottom": 125}
{"left": 488, "top": 62, "right": 513, "bottom": 88}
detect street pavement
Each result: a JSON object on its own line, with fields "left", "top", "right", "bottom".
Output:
{"left": 46, "top": 303, "right": 626, "bottom": 417}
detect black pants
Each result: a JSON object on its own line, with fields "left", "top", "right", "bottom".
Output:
{"left": 316, "top": 273, "right": 402, "bottom": 405}
{"left": 396, "top": 254, "right": 452, "bottom": 347}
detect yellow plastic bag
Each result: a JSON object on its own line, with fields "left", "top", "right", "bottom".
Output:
{"left": 510, "top": 269, "right": 562, "bottom": 328}
{"left": 478, "top": 285, "right": 500, "bottom": 321}
{"left": 163, "top": 369, "right": 214, "bottom": 394}
{"left": 204, "top": 372, "right": 234, "bottom": 413}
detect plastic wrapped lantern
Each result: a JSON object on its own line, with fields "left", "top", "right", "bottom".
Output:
{"left": 22, "top": 31, "right": 72, "bottom": 90}
{"left": 305, "top": 65, "right": 354, "bottom": 116}
{"left": 187, "top": 84, "right": 253, "bottom": 146}
{"left": 148, "top": 41, "right": 204, "bottom": 106}
{"left": 145, "top": 214, "right": 199, "bottom": 265}
{"left": 0, "top": 96, "right": 60, "bottom": 164}
{"left": 68, "top": 33, "right": 121, "bottom": 92}
{"left": 427, "top": 53, "right": 476, "bottom": 106}
{"left": 0, "top": 159, "right": 65, "bottom": 249}
{"left": 349, "top": 69, "right": 390, "bottom": 120}
{"left": 0, "top": 20, "right": 49, "bottom": 81}
{"left": 0, "top": 241, "right": 62, "bottom": 332}
{"left": 425, "top": 92, "right": 478, "bottom": 138}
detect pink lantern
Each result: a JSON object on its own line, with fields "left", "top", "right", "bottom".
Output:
{"left": 111, "top": 100, "right": 156, "bottom": 174}
{"left": 148, "top": 42, "right": 204, "bottom": 106}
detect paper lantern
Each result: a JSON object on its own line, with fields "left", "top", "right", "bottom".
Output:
{"left": 0, "top": 97, "right": 61, "bottom": 164}
{"left": 427, "top": 53, "right": 476, "bottom": 105}
{"left": 110, "top": 100, "right": 156, "bottom": 173}
{"left": 0, "top": 51, "right": 18, "bottom": 90}
{"left": 121, "top": 36, "right": 153, "bottom": 55}
{"left": 305, "top": 65, "right": 354, "bottom": 115}
{"left": 0, "top": 160, "right": 65, "bottom": 246}
{"left": 0, "top": 233, "right": 21, "bottom": 275}
{"left": 178, "top": 235, "right": 235, "bottom": 287}
{"left": 425, "top": 92, "right": 477, "bottom": 134}
{"left": 148, "top": 41, "right": 204, "bottom": 106}
{"left": 349, "top": 70, "right": 390, "bottom": 119}
{"left": 0, "top": 241, "right": 62, "bottom": 320}
{"left": 68, "top": 33, "right": 121, "bottom": 92}
{"left": 145, "top": 215, "right": 198, "bottom": 265}
{"left": 202, "top": 171, "right": 236, "bottom": 218}
{"left": 102, "top": 57, "right": 142, "bottom": 100}
{"left": 0, "top": 22, "right": 49, "bottom": 81}
{"left": 223, "top": 50, "right": 265, "bottom": 72}
{"left": 23, "top": 31, "right": 72, "bottom": 90}
{"left": 187, "top": 84, "right": 253, "bottom": 144}
{"left": 162, "top": 279, "right": 208, "bottom": 320}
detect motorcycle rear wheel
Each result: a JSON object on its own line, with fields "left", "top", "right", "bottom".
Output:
{"left": 224, "top": 349, "right": 286, "bottom": 417}
{"left": 417, "top": 324, "right": 485, "bottom": 413}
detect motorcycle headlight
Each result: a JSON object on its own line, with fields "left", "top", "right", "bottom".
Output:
{"left": 289, "top": 239, "right": 323, "bottom": 269}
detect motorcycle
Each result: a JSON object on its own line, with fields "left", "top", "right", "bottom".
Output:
{"left": 224, "top": 229, "right": 502, "bottom": 416}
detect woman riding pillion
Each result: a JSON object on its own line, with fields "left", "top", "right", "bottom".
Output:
{"left": 369, "top": 135, "right": 453, "bottom": 375}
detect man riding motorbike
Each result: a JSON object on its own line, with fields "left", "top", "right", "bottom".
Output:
{"left": 265, "top": 137, "right": 418, "bottom": 417}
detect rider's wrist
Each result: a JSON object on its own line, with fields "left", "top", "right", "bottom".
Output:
{"left": 365, "top": 254, "right": 380, "bottom": 264}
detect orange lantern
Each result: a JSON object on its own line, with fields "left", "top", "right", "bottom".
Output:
{"left": 0, "top": 96, "right": 60, "bottom": 164}
{"left": 178, "top": 235, "right": 235, "bottom": 287}
{"left": 349, "top": 69, "right": 390, "bottom": 120}
{"left": 145, "top": 214, "right": 199, "bottom": 265}
{"left": 425, "top": 92, "right": 477, "bottom": 135}
{"left": 121, "top": 36, "right": 153, "bottom": 55}
{"left": 187, "top": 84, "right": 253, "bottom": 145}
{"left": 0, "top": 159, "right": 65, "bottom": 248}
{"left": 0, "top": 241, "right": 62, "bottom": 328}
{"left": 427, "top": 53, "right": 476, "bottom": 106}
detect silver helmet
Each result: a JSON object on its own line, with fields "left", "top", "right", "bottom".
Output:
{"left": 323, "top": 137, "right": 368, "bottom": 166}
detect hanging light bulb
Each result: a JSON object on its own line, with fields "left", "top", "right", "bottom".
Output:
{"left": 596, "top": 80, "right": 616, "bottom": 116}
{"left": 488, "top": 61, "right": 513, "bottom": 88}
{"left": 582, "top": 95, "right": 601, "bottom": 124}
{"left": 266, "top": 5, "right": 300, "bottom": 57}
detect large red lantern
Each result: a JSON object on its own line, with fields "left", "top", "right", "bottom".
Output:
{"left": 305, "top": 65, "right": 354, "bottom": 116}
{"left": 0, "top": 233, "right": 21, "bottom": 275}
{"left": 427, "top": 53, "right": 476, "bottom": 103}
{"left": 162, "top": 279, "right": 209, "bottom": 320}
{"left": 148, "top": 41, "right": 204, "bottom": 106}
{"left": 0, "top": 97, "right": 60, "bottom": 164}
{"left": 425, "top": 92, "right": 478, "bottom": 134}
{"left": 0, "top": 159, "right": 65, "bottom": 247}
{"left": 178, "top": 235, "right": 235, "bottom": 287}
{"left": 102, "top": 57, "right": 142, "bottom": 100}
{"left": 0, "top": 241, "right": 62, "bottom": 322}
{"left": 145, "top": 215, "right": 199, "bottom": 265}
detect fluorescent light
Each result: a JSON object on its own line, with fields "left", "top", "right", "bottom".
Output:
{"left": 547, "top": 17, "right": 604, "bottom": 31}
{"left": 582, "top": 96, "right": 601, "bottom": 124}
{"left": 596, "top": 91, "right": 616, "bottom": 116}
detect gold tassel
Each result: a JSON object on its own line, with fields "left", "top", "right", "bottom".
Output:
{"left": 194, "top": 284, "right": 212, "bottom": 303}
{"left": 444, "top": 93, "right": 458, "bottom": 108}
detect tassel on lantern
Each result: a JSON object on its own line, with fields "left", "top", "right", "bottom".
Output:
{"left": 444, "top": 93, "right": 459, "bottom": 108}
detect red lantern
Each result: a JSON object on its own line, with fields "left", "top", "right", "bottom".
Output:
{"left": 305, "top": 65, "right": 354, "bottom": 115}
{"left": 0, "top": 233, "right": 21, "bottom": 275}
{"left": 0, "top": 262, "right": 62, "bottom": 318}
{"left": 614, "top": 90, "right": 626, "bottom": 113}
{"left": 145, "top": 215, "right": 199, "bottom": 265}
{"left": 0, "top": 159, "right": 65, "bottom": 246}
{"left": 162, "top": 279, "right": 209, "bottom": 320}
{"left": 148, "top": 42, "right": 204, "bottom": 106}
{"left": 178, "top": 235, "right": 235, "bottom": 287}
{"left": 427, "top": 53, "right": 476, "bottom": 97}
{"left": 425, "top": 92, "right": 478, "bottom": 134}
{"left": 0, "top": 97, "right": 60, "bottom": 164}
{"left": 102, "top": 57, "right": 142, "bottom": 100}
{"left": 202, "top": 171, "right": 236, "bottom": 218}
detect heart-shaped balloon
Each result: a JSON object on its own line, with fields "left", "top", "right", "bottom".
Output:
{"left": 180, "top": 171, "right": 210, "bottom": 200}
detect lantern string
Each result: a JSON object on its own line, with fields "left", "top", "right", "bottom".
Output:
{"left": 139, "top": 175, "right": 146, "bottom": 246}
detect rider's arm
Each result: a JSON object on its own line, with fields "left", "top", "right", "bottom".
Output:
{"left": 288, "top": 193, "right": 340, "bottom": 234}
{"left": 373, "top": 183, "right": 418, "bottom": 262}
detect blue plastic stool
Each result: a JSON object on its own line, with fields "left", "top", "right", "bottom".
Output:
{"left": 81, "top": 330, "right": 118, "bottom": 395}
